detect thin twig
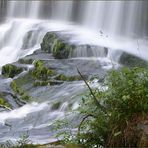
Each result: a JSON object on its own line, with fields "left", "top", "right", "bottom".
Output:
{"left": 77, "top": 114, "right": 94, "bottom": 143}
{"left": 77, "top": 67, "right": 108, "bottom": 114}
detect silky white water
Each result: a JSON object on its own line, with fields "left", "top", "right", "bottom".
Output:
{"left": 0, "top": 0, "right": 147, "bottom": 68}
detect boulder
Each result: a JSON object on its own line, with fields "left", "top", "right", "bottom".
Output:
{"left": 41, "top": 32, "right": 75, "bottom": 59}
{"left": 119, "top": 52, "right": 148, "bottom": 68}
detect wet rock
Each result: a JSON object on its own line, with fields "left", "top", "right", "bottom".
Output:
{"left": 2, "top": 64, "right": 23, "bottom": 78}
{"left": 41, "top": 32, "right": 56, "bottom": 53}
{"left": 51, "top": 102, "right": 61, "bottom": 110}
{"left": 41, "top": 32, "right": 75, "bottom": 59}
{"left": 55, "top": 74, "right": 82, "bottom": 81}
{"left": 18, "top": 58, "right": 33, "bottom": 64}
{"left": 73, "top": 44, "right": 108, "bottom": 57}
{"left": 119, "top": 52, "right": 148, "bottom": 68}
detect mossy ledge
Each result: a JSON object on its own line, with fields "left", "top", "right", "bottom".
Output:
{"left": 2, "top": 64, "right": 23, "bottom": 78}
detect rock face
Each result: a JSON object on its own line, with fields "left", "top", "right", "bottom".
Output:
{"left": 41, "top": 32, "right": 75, "bottom": 59}
{"left": 119, "top": 52, "right": 148, "bottom": 68}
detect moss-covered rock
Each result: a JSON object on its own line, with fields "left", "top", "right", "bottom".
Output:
{"left": 33, "top": 80, "right": 49, "bottom": 87}
{"left": 2, "top": 64, "right": 23, "bottom": 78}
{"left": 10, "top": 80, "right": 31, "bottom": 102}
{"left": 0, "top": 97, "right": 11, "bottom": 108}
{"left": 55, "top": 74, "right": 81, "bottom": 81}
{"left": 19, "top": 58, "right": 33, "bottom": 64}
{"left": 32, "top": 60, "right": 56, "bottom": 81}
{"left": 52, "top": 39, "right": 74, "bottom": 59}
{"left": 41, "top": 32, "right": 75, "bottom": 59}
{"left": 51, "top": 102, "right": 61, "bottom": 110}
{"left": 41, "top": 32, "right": 56, "bottom": 53}
{"left": 119, "top": 52, "right": 148, "bottom": 68}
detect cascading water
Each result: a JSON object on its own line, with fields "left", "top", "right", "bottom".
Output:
{"left": 0, "top": 0, "right": 147, "bottom": 144}
{"left": 0, "top": 1, "right": 148, "bottom": 63}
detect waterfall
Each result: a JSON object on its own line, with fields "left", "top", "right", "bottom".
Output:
{"left": 4, "top": 1, "right": 148, "bottom": 37}
{"left": 0, "top": 0, "right": 147, "bottom": 68}
{"left": 7, "top": 1, "right": 41, "bottom": 18}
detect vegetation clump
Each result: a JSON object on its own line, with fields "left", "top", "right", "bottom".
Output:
{"left": 2, "top": 64, "right": 23, "bottom": 78}
{"left": 56, "top": 67, "right": 148, "bottom": 148}
{"left": 55, "top": 74, "right": 82, "bottom": 81}
{"left": 0, "top": 97, "right": 11, "bottom": 108}
{"left": 19, "top": 58, "right": 33, "bottom": 64}
{"left": 32, "top": 60, "right": 56, "bottom": 81}
{"left": 10, "top": 81, "right": 31, "bottom": 102}
{"left": 52, "top": 39, "right": 74, "bottom": 59}
{"left": 33, "top": 80, "right": 49, "bottom": 87}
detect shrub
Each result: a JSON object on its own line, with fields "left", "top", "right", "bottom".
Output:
{"left": 57, "top": 67, "right": 148, "bottom": 147}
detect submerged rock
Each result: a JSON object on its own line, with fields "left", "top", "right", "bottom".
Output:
{"left": 119, "top": 52, "right": 148, "bottom": 68}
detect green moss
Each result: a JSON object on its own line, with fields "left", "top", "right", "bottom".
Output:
{"left": 19, "top": 58, "right": 33, "bottom": 64}
{"left": 10, "top": 80, "right": 22, "bottom": 94}
{"left": 0, "top": 97, "right": 11, "bottom": 108}
{"left": 10, "top": 81, "right": 31, "bottom": 102}
{"left": 21, "top": 94, "right": 30, "bottom": 102}
{"left": 52, "top": 39, "right": 74, "bottom": 59}
{"left": 32, "top": 60, "right": 56, "bottom": 81}
{"left": 41, "top": 32, "right": 75, "bottom": 59}
{"left": 2, "top": 64, "right": 23, "bottom": 78}
{"left": 33, "top": 81, "right": 49, "bottom": 87}
{"left": 55, "top": 74, "right": 81, "bottom": 81}
{"left": 51, "top": 102, "right": 61, "bottom": 110}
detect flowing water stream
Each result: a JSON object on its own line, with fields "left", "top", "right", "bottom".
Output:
{"left": 0, "top": 0, "right": 147, "bottom": 144}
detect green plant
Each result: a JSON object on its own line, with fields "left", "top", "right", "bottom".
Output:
{"left": 56, "top": 67, "right": 148, "bottom": 147}
{"left": 0, "top": 133, "right": 37, "bottom": 148}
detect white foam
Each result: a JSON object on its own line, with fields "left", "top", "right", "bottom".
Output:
{"left": 0, "top": 102, "right": 48, "bottom": 124}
